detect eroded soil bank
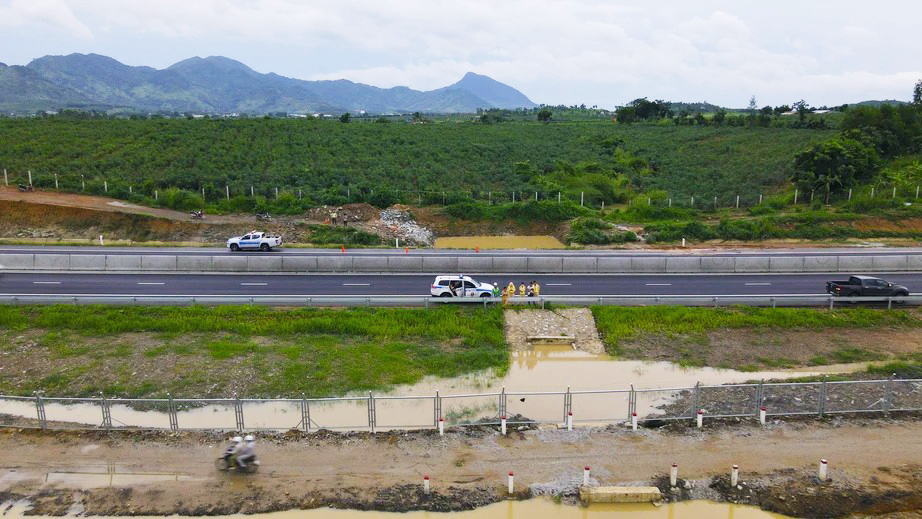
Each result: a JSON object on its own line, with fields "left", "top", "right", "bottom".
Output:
{"left": 1, "top": 416, "right": 920, "bottom": 518}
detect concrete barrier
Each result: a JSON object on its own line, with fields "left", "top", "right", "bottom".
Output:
{"left": 631, "top": 257, "right": 666, "bottom": 273}
{"left": 282, "top": 256, "right": 318, "bottom": 273}
{"left": 528, "top": 256, "right": 563, "bottom": 273}
{"left": 0, "top": 254, "right": 34, "bottom": 270}
{"left": 700, "top": 256, "right": 735, "bottom": 273}
{"left": 212, "top": 256, "right": 248, "bottom": 272}
{"left": 493, "top": 256, "right": 528, "bottom": 272}
{"left": 871, "top": 255, "right": 908, "bottom": 271}
{"left": 69, "top": 255, "right": 106, "bottom": 271}
{"left": 177, "top": 256, "right": 214, "bottom": 272}
{"left": 422, "top": 256, "right": 459, "bottom": 273}
{"left": 316, "top": 256, "right": 353, "bottom": 272}
{"left": 561, "top": 257, "right": 597, "bottom": 273}
{"left": 837, "top": 255, "right": 874, "bottom": 272}
{"left": 105, "top": 255, "right": 142, "bottom": 271}
{"left": 908, "top": 255, "right": 922, "bottom": 271}
{"left": 803, "top": 256, "right": 838, "bottom": 272}
{"left": 734, "top": 256, "right": 770, "bottom": 272}
{"left": 665, "top": 257, "right": 701, "bottom": 273}
{"left": 247, "top": 256, "right": 283, "bottom": 272}
{"left": 596, "top": 257, "right": 632, "bottom": 272}
{"left": 458, "top": 256, "right": 494, "bottom": 273}
{"left": 769, "top": 257, "right": 804, "bottom": 272}
{"left": 32, "top": 254, "right": 69, "bottom": 270}
{"left": 141, "top": 255, "right": 177, "bottom": 271}
{"left": 387, "top": 256, "right": 424, "bottom": 272}
{"left": 352, "top": 255, "right": 389, "bottom": 272}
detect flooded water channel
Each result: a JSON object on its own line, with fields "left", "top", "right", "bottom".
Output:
{"left": 0, "top": 499, "right": 791, "bottom": 518}
{"left": 0, "top": 346, "right": 857, "bottom": 431}
{"left": 434, "top": 236, "right": 565, "bottom": 249}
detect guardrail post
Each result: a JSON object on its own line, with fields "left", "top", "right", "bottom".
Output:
{"left": 367, "top": 391, "right": 376, "bottom": 433}
{"left": 167, "top": 393, "right": 178, "bottom": 432}
{"left": 100, "top": 395, "right": 112, "bottom": 431}
{"left": 770, "top": 296, "right": 776, "bottom": 309}
{"left": 308, "top": 297, "right": 313, "bottom": 307}
{"left": 829, "top": 295, "right": 834, "bottom": 310}
{"left": 301, "top": 393, "right": 311, "bottom": 432}
{"left": 425, "top": 297, "right": 429, "bottom": 309}
{"left": 541, "top": 297, "right": 545, "bottom": 309}
{"left": 34, "top": 392, "right": 47, "bottom": 430}
{"left": 365, "top": 297, "right": 371, "bottom": 307}
{"left": 818, "top": 377, "right": 828, "bottom": 417}
{"left": 887, "top": 297, "right": 893, "bottom": 310}
{"left": 884, "top": 374, "right": 894, "bottom": 414}
{"left": 713, "top": 296, "right": 719, "bottom": 308}
{"left": 234, "top": 393, "right": 245, "bottom": 431}
{"left": 190, "top": 296, "right": 196, "bottom": 306}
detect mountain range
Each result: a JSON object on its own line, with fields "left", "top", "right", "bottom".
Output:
{"left": 0, "top": 53, "right": 538, "bottom": 114}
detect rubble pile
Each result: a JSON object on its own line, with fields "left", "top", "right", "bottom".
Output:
{"left": 378, "top": 208, "right": 435, "bottom": 246}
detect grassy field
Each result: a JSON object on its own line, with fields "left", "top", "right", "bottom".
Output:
{"left": 591, "top": 306, "right": 922, "bottom": 374}
{"left": 0, "top": 305, "right": 507, "bottom": 398}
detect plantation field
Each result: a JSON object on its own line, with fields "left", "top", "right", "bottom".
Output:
{"left": 0, "top": 305, "right": 507, "bottom": 398}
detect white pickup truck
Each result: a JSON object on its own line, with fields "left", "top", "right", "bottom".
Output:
{"left": 227, "top": 231, "right": 283, "bottom": 252}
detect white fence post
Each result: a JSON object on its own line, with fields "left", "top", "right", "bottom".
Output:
{"left": 670, "top": 463, "right": 678, "bottom": 487}
{"left": 54, "top": 174, "right": 58, "bottom": 189}
{"left": 818, "top": 459, "right": 828, "bottom": 481}
{"left": 2, "top": 169, "right": 6, "bottom": 186}
{"left": 731, "top": 465, "right": 739, "bottom": 486}
{"left": 226, "top": 185, "right": 230, "bottom": 200}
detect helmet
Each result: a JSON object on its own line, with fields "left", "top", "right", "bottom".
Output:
{"left": 244, "top": 435, "right": 255, "bottom": 442}
{"left": 232, "top": 436, "right": 242, "bottom": 443}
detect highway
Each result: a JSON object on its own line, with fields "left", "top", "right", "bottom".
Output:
{"left": 4, "top": 245, "right": 922, "bottom": 257}
{"left": 2, "top": 272, "right": 922, "bottom": 296}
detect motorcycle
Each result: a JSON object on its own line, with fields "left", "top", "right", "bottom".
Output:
{"left": 190, "top": 210, "right": 205, "bottom": 220}
{"left": 18, "top": 184, "right": 34, "bottom": 192}
{"left": 215, "top": 454, "right": 260, "bottom": 473}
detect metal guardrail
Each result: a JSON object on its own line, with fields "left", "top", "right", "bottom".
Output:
{"left": 4, "top": 378, "right": 920, "bottom": 432}
{"left": 0, "top": 293, "right": 920, "bottom": 308}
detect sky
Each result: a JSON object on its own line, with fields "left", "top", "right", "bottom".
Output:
{"left": 2, "top": 0, "right": 921, "bottom": 109}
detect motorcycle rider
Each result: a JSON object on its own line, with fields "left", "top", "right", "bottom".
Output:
{"left": 223, "top": 436, "right": 242, "bottom": 465}
{"left": 234, "top": 435, "right": 257, "bottom": 469}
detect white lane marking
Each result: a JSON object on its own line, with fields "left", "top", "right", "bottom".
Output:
{"left": 33, "top": 281, "right": 61, "bottom": 285}
{"left": 343, "top": 283, "right": 371, "bottom": 286}
{"left": 745, "top": 282, "right": 772, "bottom": 286}
{"left": 546, "top": 283, "right": 572, "bottom": 286}
{"left": 137, "top": 282, "right": 165, "bottom": 285}
{"left": 241, "top": 283, "right": 268, "bottom": 286}
{"left": 645, "top": 283, "right": 672, "bottom": 286}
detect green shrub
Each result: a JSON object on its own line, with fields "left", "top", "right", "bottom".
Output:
{"left": 308, "top": 225, "right": 383, "bottom": 245}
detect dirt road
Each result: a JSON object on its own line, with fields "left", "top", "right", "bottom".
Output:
{"left": 1, "top": 418, "right": 920, "bottom": 517}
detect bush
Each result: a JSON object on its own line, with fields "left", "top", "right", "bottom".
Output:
{"left": 308, "top": 225, "right": 383, "bottom": 245}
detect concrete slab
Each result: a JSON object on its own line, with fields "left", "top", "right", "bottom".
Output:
{"left": 907, "top": 255, "right": 922, "bottom": 271}
{"left": 422, "top": 256, "right": 458, "bottom": 273}
{"left": 33, "top": 254, "right": 69, "bottom": 270}
{"left": 282, "top": 256, "right": 318, "bottom": 273}
{"left": 316, "top": 256, "right": 353, "bottom": 272}
{"left": 803, "top": 256, "right": 838, "bottom": 272}
{"left": 105, "top": 255, "right": 142, "bottom": 271}
{"left": 492, "top": 256, "right": 528, "bottom": 272}
{"left": 836, "top": 255, "right": 873, "bottom": 273}
{"left": 700, "top": 256, "right": 735, "bottom": 273}
{"left": 352, "top": 255, "right": 390, "bottom": 272}
{"left": 212, "top": 256, "right": 248, "bottom": 272}
{"left": 69, "top": 255, "right": 107, "bottom": 271}
{"left": 527, "top": 256, "right": 563, "bottom": 273}
{"left": 0, "top": 254, "right": 34, "bottom": 270}
{"left": 561, "top": 257, "right": 597, "bottom": 273}
{"left": 734, "top": 256, "right": 770, "bottom": 273}
{"left": 872, "top": 255, "right": 908, "bottom": 271}
{"left": 596, "top": 257, "right": 632, "bottom": 273}
{"left": 665, "top": 257, "right": 701, "bottom": 273}
{"left": 580, "top": 486, "right": 662, "bottom": 504}
{"left": 458, "top": 256, "right": 494, "bottom": 273}
{"left": 387, "top": 256, "right": 424, "bottom": 272}
{"left": 631, "top": 257, "right": 667, "bottom": 273}
{"left": 141, "top": 255, "right": 177, "bottom": 271}
{"left": 769, "top": 257, "right": 804, "bottom": 272}
{"left": 247, "top": 256, "right": 283, "bottom": 272}
{"left": 176, "top": 256, "right": 213, "bottom": 272}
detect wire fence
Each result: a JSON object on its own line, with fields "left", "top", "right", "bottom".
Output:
{"left": 5, "top": 167, "right": 922, "bottom": 211}
{"left": 0, "top": 294, "right": 919, "bottom": 308}
{"left": 3, "top": 378, "right": 919, "bottom": 432}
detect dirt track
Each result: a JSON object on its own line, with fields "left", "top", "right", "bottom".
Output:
{"left": 1, "top": 417, "right": 920, "bottom": 517}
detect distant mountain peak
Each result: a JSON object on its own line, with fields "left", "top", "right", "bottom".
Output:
{"left": 441, "top": 71, "right": 537, "bottom": 109}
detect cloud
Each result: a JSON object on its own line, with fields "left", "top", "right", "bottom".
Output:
{"left": 0, "top": 0, "right": 93, "bottom": 39}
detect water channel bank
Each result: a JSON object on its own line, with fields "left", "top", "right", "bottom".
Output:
{"left": 0, "top": 418, "right": 919, "bottom": 518}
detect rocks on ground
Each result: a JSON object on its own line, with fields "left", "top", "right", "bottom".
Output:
{"left": 504, "top": 308, "right": 606, "bottom": 354}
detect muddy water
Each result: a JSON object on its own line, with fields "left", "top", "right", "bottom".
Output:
{"left": 0, "top": 499, "right": 790, "bottom": 518}
{"left": 0, "top": 346, "right": 863, "bottom": 431}
{"left": 435, "top": 236, "right": 565, "bottom": 249}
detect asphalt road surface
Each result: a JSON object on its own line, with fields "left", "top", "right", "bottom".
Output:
{"left": 2, "top": 272, "right": 921, "bottom": 296}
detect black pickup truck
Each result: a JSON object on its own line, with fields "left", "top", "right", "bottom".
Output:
{"left": 825, "top": 275, "right": 910, "bottom": 298}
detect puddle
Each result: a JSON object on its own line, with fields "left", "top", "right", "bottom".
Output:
{"left": 1, "top": 466, "right": 198, "bottom": 489}
{"left": 435, "top": 236, "right": 565, "bottom": 249}
{"left": 0, "top": 498, "right": 791, "bottom": 518}
{"left": 0, "top": 346, "right": 868, "bottom": 431}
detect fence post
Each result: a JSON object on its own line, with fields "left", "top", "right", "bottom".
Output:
{"left": 917, "top": 185, "right": 920, "bottom": 199}
{"left": 563, "top": 386, "right": 572, "bottom": 423}
{"left": 690, "top": 196, "right": 694, "bottom": 207}
{"left": 100, "top": 395, "right": 112, "bottom": 431}
{"left": 275, "top": 187, "right": 279, "bottom": 199}
{"left": 629, "top": 384, "right": 636, "bottom": 421}
{"left": 884, "top": 374, "right": 894, "bottom": 414}
{"left": 557, "top": 192, "right": 561, "bottom": 203}
{"left": 893, "top": 186, "right": 897, "bottom": 198}
{"left": 168, "top": 393, "right": 179, "bottom": 432}
{"left": 818, "top": 378, "right": 827, "bottom": 417}
{"left": 499, "top": 387, "right": 507, "bottom": 419}
{"left": 713, "top": 196, "right": 717, "bottom": 209}
{"left": 155, "top": 190, "right": 158, "bottom": 200}
{"left": 736, "top": 195, "right": 739, "bottom": 209}
{"left": 692, "top": 382, "right": 700, "bottom": 419}
{"left": 580, "top": 192, "right": 584, "bottom": 206}
{"left": 794, "top": 189, "right": 798, "bottom": 204}
{"left": 34, "top": 392, "right": 47, "bottom": 430}
{"left": 848, "top": 188, "right": 852, "bottom": 201}
{"left": 104, "top": 180, "right": 108, "bottom": 192}
{"left": 434, "top": 390, "right": 441, "bottom": 427}
{"left": 234, "top": 393, "right": 245, "bottom": 431}
{"left": 755, "top": 379, "right": 764, "bottom": 413}
{"left": 28, "top": 170, "right": 32, "bottom": 185}
{"left": 871, "top": 187, "right": 875, "bottom": 198}
{"left": 300, "top": 394, "right": 311, "bottom": 432}
{"left": 759, "top": 194, "right": 763, "bottom": 204}
{"left": 668, "top": 198, "right": 672, "bottom": 207}
{"left": 2, "top": 169, "right": 6, "bottom": 186}
{"left": 54, "top": 173, "right": 58, "bottom": 189}
{"left": 368, "top": 391, "right": 376, "bottom": 433}
{"left": 226, "top": 185, "right": 230, "bottom": 200}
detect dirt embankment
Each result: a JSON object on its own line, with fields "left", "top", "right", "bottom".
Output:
{"left": 1, "top": 417, "right": 921, "bottom": 517}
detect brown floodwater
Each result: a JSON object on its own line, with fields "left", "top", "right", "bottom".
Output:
{"left": 434, "top": 236, "right": 565, "bottom": 249}
{"left": 0, "top": 346, "right": 864, "bottom": 431}
{"left": 0, "top": 499, "right": 791, "bottom": 518}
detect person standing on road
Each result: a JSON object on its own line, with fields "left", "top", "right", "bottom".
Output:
{"left": 532, "top": 280, "right": 541, "bottom": 298}
{"left": 330, "top": 208, "right": 338, "bottom": 226}
{"left": 492, "top": 282, "right": 501, "bottom": 299}
{"left": 502, "top": 286, "right": 510, "bottom": 307}
{"left": 507, "top": 281, "right": 516, "bottom": 296}
{"left": 519, "top": 282, "right": 526, "bottom": 297}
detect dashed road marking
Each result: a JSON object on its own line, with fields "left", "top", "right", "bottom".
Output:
{"left": 241, "top": 283, "right": 268, "bottom": 286}
{"left": 32, "top": 281, "right": 60, "bottom": 285}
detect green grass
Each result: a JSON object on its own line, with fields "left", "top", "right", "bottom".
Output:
{"left": 0, "top": 305, "right": 508, "bottom": 398}
{"left": 591, "top": 306, "right": 922, "bottom": 355}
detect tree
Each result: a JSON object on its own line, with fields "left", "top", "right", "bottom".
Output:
{"left": 713, "top": 108, "right": 727, "bottom": 127}
{"left": 913, "top": 79, "right": 922, "bottom": 106}
{"left": 792, "top": 137, "right": 878, "bottom": 192}
{"left": 339, "top": 112, "right": 351, "bottom": 123}
{"left": 537, "top": 109, "right": 553, "bottom": 123}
